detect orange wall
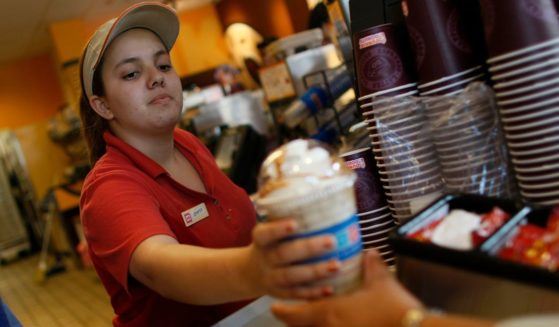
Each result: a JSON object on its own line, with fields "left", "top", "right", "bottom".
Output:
{"left": 49, "top": 4, "right": 230, "bottom": 78}
{"left": 216, "top": 0, "right": 310, "bottom": 37}
{"left": 49, "top": 19, "right": 87, "bottom": 64}
{"left": 0, "top": 54, "right": 71, "bottom": 199}
{"left": 172, "top": 5, "right": 231, "bottom": 75}
{"left": 0, "top": 54, "right": 64, "bottom": 129}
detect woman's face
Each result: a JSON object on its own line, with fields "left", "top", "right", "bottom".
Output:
{"left": 93, "top": 28, "right": 183, "bottom": 137}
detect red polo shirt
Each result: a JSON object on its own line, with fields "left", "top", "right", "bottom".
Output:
{"left": 80, "top": 128, "right": 256, "bottom": 327}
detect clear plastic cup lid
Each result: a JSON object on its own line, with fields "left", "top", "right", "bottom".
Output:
{"left": 256, "top": 139, "right": 356, "bottom": 208}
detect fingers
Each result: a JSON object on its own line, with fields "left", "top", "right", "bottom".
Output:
{"left": 273, "top": 285, "right": 333, "bottom": 301}
{"left": 269, "top": 259, "right": 340, "bottom": 287}
{"left": 252, "top": 220, "right": 298, "bottom": 247}
{"left": 268, "top": 235, "right": 337, "bottom": 266}
{"left": 271, "top": 302, "right": 323, "bottom": 327}
{"left": 253, "top": 220, "right": 337, "bottom": 266}
{"left": 362, "top": 249, "right": 390, "bottom": 287}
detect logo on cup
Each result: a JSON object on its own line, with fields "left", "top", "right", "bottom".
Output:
{"left": 522, "top": 0, "right": 557, "bottom": 23}
{"left": 348, "top": 224, "right": 360, "bottom": 244}
{"left": 345, "top": 158, "right": 366, "bottom": 170}
{"left": 407, "top": 25, "right": 426, "bottom": 69}
{"left": 447, "top": 8, "right": 472, "bottom": 53}
{"left": 359, "top": 32, "right": 387, "bottom": 49}
{"left": 479, "top": 0, "right": 495, "bottom": 40}
{"left": 360, "top": 47, "right": 403, "bottom": 91}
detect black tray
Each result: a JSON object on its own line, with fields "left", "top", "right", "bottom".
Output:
{"left": 390, "top": 193, "right": 559, "bottom": 292}
{"left": 480, "top": 204, "right": 559, "bottom": 290}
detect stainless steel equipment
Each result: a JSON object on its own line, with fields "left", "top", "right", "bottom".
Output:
{"left": 0, "top": 131, "right": 39, "bottom": 261}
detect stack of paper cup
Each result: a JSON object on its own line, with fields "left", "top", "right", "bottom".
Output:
{"left": 481, "top": 0, "right": 559, "bottom": 205}
{"left": 339, "top": 147, "right": 396, "bottom": 265}
{"left": 424, "top": 82, "right": 516, "bottom": 196}
{"left": 362, "top": 95, "right": 444, "bottom": 223}
{"left": 352, "top": 23, "right": 443, "bottom": 222}
{"left": 255, "top": 139, "right": 362, "bottom": 295}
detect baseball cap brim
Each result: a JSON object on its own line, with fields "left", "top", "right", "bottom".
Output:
{"left": 82, "top": 2, "right": 179, "bottom": 99}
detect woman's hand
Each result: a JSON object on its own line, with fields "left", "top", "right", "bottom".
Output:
{"left": 270, "top": 250, "right": 423, "bottom": 327}
{"left": 247, "top": 219, "right": 342, "bottom": 300}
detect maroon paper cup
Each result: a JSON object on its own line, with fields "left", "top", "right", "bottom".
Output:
{"left": 419, "top": 70, "right": 486, "bottom": 96}
{"left": 362, "top": 237, "right": 390, "bottom": 249}
{"left": 513, "top": 156, "right": 559, "bottom": 171}
{"left": 361, "top": 227, "right": 395, "bottom": 244}
{"left": 498, "top": 87, "right": 559, "bottom": 111}
{"left": 490, "top": 43, "right": 559, "bottom": 79}
{"left": 491, "top": 59, "right": 559, "bottom": 89}
{"left": 360, "top": 217, "right": 395, "bottom": 234}
{"left": 340, "top": 147, "right": 389, "bottom": 213}
{"left": 358, "top": 83, "right": 419, "bottom": 103}
{"left": 363, "top": 242, "right": 393, "bottom": 254}
{"left": 419, "top": 66, "right": 484, "bottom": 90}
{"left": 492, "top": 65, "right": 559, "bottom": 94}
{"left": 495, "top": 78, "right": 559, "bottom": 102}
{"left": 518, "top": 176, "right": 559, "bottom": 189}
{"left": 353, "top": 23, "right": 416, "bottom": 96}
{"left": 402, "top": 0, "right": 486, "bottom": 84}
{"left": 480, "top": 0, "right": 559, "bottom": 60}
{"left": 420, "top": 74, "right": 487, "bottom": 96}
{"left": 521, "top": 190, "right": 559, "bottom": 203}
{"left": 490, "top": 49, "right": 559, "bottom": 80}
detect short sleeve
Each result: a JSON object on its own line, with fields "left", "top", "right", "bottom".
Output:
{"left": 80, "top": 171, "right": 176, "bottom": 292}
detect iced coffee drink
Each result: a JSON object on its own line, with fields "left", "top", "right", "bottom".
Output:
{"left": 256, "top": 139, "right": 363, "bottom": 294}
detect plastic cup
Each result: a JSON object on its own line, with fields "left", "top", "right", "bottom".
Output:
{"left": 256, "top": 139, "right": 363, "bottom": 295}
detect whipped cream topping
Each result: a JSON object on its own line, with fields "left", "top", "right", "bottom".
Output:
{"left": 258, "top": 139, "right": 354, "bottom": 205}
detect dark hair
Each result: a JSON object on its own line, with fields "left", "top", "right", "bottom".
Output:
{"left": 79, "top": 53, "right": 109, "bottom": 166}
{"left": 308, "top": 3, "right": 330, "bottom": 30}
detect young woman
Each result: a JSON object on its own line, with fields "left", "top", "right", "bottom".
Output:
{"left": 79, "top": 3, "right": 339, "bottom": 326}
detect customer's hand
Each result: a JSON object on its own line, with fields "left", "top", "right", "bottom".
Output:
{"left": 271, "top": 249, "right": 423, "bottom": 327}
{"left": 248, "top": 219, "right": 341, "bottom": 300}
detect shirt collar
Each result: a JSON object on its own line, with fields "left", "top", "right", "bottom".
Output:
{"left": 103, "top": 130, "right": 167, "bottom": 178}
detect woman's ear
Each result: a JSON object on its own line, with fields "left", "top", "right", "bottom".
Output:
{"left": 89, "top": 95, "right": 114, "bottom": 120}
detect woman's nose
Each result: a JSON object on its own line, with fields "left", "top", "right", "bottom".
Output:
{"left": 148, "top": 68, "right": 165, "bottom": 88}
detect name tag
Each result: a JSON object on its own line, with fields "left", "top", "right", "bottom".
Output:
{"left": 181, "top": 203, "right": 209, "bottom": 227}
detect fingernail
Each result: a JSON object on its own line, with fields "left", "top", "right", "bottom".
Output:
{"left": 285, "top": 221, "right": 297, "bottom": 233}
{"left": 324, "top": 236, "right": 337, "bottom": 250}
{"left": 327, "top": 260, "right": 340, "bottom": 273}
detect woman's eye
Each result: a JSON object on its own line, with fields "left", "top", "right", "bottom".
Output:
{"left": 159, "top": 64, "right": 172, "bottom": 72}
{"left": 123, "top": 71, "right": 138, "bottom": 80}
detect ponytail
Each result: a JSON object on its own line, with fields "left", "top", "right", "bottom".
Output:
{"left": 79, "top": 55, "right": 108, "bottom": 166}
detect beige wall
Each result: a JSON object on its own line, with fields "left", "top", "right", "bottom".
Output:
{"left": 14, "top": 121, "right": 71, "bottom": 200}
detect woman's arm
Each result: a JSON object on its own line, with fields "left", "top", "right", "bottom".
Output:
{"left": 130, "top": 219, "right": 341, "bottom": 305}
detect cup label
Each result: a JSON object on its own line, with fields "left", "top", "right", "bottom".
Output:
{"left": 289, "top": 214, "right": 363, "bottom": 263}
{"left": 345, "top": 158, "right": 367, "bottom": 170}
{"left": 359, "top": 32, "right": 387, "bottom": 49}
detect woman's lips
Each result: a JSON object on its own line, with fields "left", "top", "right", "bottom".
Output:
{"left": 150, "top": 94, "right": 172, "bottom": 105}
